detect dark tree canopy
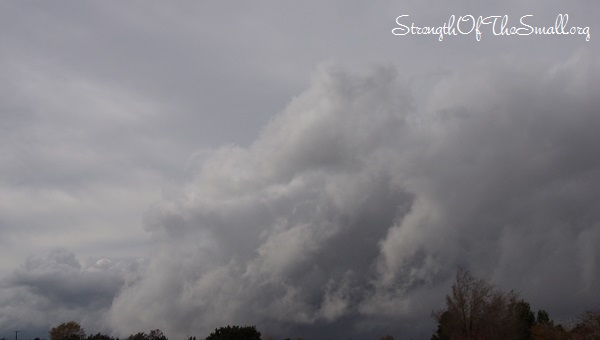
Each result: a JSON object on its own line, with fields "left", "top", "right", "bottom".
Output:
{"left": 432, "top": 267, "right": 540, "bottom": 340}
{"left": 568, "top": 309, "right": 600, "bottom": 340}
{"left": 127, "top": 332, "right": 148, "bottom": 340}
{"left": 127, "top": 329, "right": 166, "bottom": 340}
{"left": 148, "top": 330, "right": 167, "bottom": 340}
{"left": 204, "top": 325, "right": 261, "bottom": 340}
{"left": 506, "top": 300, "right": 536, "bottom": 340}
{"left": 50, "top": 321, "right": 86, "bottom": 340}
{"left": 429, "top": 267, "right": 600, "bottom": 340}
{"left": 87, "top": 333, "right": 116, "bottom": 340}
{"left": 536, "top": 309, "right": 553, "bottom": 326}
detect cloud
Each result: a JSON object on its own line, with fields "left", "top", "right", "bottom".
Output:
{"left": 0, "top": 249, "right": 144, "bottom": 337}
{"left": 101, "top": 51, "right": 600, "bottom": 339}
{"left": 0, "top": 51, "right": 174, "bottom": 275}
{"left": 106, "top": 65, "right": 415, "bottom": 336}
{"left": 1, "top": 2, "right": 598, "bottom": 339}
{"left": 1, "top": 52, "right": 598, "bottom": 339}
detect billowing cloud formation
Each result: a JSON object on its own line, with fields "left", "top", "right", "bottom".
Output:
{"left": 100, "top": 53, "right": 600, "bottom": 338}
{"left": 107, "top": 65, "right": 415, "bottom": 336}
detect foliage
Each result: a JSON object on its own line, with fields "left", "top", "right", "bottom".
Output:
{"left": 50, "top": 321, "right": 87, "bottom": 340}
{"left": 432, "top": 266, "right": 516, "bottom": 339}
{"left": 128, "top": 333, "right": 148, "bottom": 340}
{"left": 530, "top": 323, "right": 567, "bottom": 340}
{"left": 505, "top": 299, "right": 536, "bottom": 340}
{"left": 148, "top": 330, "right": 167, "bottom": 340}
{"left": 204, "top": 325, "right": 261, "bottom": 340}
{"left": 126, "top": 330, "right": 166, "bottom": 340}
{"left": 87, "top": 333, "right": 116, "bottom": 340}
{"left": 431, "top": 267, "right": 547, "bottom": 340}
{"left": 536, "top": 309, "right": 553, "bottom": 326}
{"left": 45, "top": 307, "right": 599, "bottom": 340}
{"left": 429, "top": 267, "right": 600, "bottom": 340}
{"left": 570, "top": 309, "right": 600, "bottom": 339}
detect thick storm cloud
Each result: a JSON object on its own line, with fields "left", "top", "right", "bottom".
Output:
{"left": 99, "top": 54, "right": 600, "bottom": 338}
{"left": 1, "top": 2, "right": 599, "bottom": 339}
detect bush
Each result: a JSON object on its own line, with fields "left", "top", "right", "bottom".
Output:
{"left": 204, "top": 325, "right": 261, "bottom": 340}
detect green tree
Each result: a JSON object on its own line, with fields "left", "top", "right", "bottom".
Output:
{"left": 204, "top": 326, "right": 261, "bottom": 340}
{"left": 49, "top": 321, "right": 86, "bottom": 340}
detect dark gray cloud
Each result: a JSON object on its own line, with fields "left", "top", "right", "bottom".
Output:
{"left": 0, "top": 249, "right": 144, "bottom": 338}
{"left": 0, "top": 1, "right": 599, "bottom": 339}
{"left": 7, "top": 249, "right": 122, "bottom": 309}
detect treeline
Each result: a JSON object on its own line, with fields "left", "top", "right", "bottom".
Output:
{"left": 45, "top": 269, "right": 599, "bottom": 340}
{"left": 431, "top": 266, "right": 600, "bottom": 340}
{"left": 47, "top": 322, "right": 263, "bottom": 340}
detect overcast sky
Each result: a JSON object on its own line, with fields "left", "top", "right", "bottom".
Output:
{"left": 0, "top": 1, "right": 599, "bottom": 339}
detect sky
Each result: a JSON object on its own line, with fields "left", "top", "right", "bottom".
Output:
{"left": 0, "top": 1, "right": 599, "bottom": 339}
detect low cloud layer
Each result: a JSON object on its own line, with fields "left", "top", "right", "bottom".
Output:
{"left": 0, "top": 249, "right": 144, "bottom": 337}
{"left": 52, "top": 53, "right": 598, "bottom": 338}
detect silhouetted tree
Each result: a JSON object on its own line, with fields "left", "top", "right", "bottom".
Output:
{"left": 530, "top": 323, "right": 567, "bottom": 340}
{"left": 127, "top": 333, "right": 148, "bottom": 340}
{"left": 147, "top": 330, "right": 166, "bottom": 340}
{"left": 431, "top": 310, "right": 451, "bottom": 340}
{"left": 87, "top": 333, "right": 115, "bottom": 340}
{"left": 505, "top": 299, "right": 536, "bottom": 340}
{"left": 126, "top": 329, "right": 166, "bottom": 340}
{"left": 432, "top": 267, "right": 539, "bottom": 340}
{"left": 569, "top": 309, "right": 600, "bottom": 339}
{"left": 50, "top": 321, "right": 86, "bottom": 340}
{"left": 536, "top": 309, "right": 553, "bottom": 326}
{"left": 433, "top": 267, "right": 510, "bottom": 339}
{"left": 204, "top": 326, "right": 261, "bottom": 340}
